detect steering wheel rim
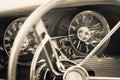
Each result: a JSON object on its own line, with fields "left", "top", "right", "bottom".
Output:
{"left": 8, "top": 0, "right": 63, "bottom": 80}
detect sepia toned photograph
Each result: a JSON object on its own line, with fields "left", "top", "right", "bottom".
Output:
{"left": 0, "top": 0, "right": 120, "bottom": 80}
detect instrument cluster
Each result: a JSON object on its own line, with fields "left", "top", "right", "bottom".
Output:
{"left": 2, "top": 9, "right": 111, "bottom": 65}
{"left": 0, "top": 5, "right": 120, "bottom": 80}
{"left": 53, "top": 10, "right": 110, "bottom": 61}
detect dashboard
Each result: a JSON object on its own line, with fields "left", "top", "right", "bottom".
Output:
{"left": 0, "top": 1, "right": 120, "bottom": 80}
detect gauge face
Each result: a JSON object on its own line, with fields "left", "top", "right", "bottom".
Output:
{"left": 68, "top": 11, "right": 110, "bottom": 56}
{"left": 3, "top": 17, "right": 39, "bottom": 64}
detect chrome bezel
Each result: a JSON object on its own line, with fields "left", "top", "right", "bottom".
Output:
{"left": 68, "top": 10, "right": 110, "bottom": 56}
{"left": 3, "top": 17, "right": 39, "bottom": 65}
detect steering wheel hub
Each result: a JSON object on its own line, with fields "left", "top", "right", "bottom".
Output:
{"left": 77, "top": 27, "right": 91, "bottom": 42}
{"left": 65, "top": 71, "right": 83, "bottom": 80}
{"left": 63, "top": 66, "right": 89, "bottom": 80}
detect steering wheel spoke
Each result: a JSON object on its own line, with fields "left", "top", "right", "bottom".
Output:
{"left": 78, "top": 21, "right": 120, "bottom": 66}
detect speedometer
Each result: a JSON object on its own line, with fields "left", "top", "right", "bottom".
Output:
{"left": 3, "top": 17, "right": 39, "bottom": 65}
{"left": 68, "top": 10, "right": 110, "bottom": 56}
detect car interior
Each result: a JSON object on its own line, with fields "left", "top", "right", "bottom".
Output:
{"left": 0, "top": 0, "right": 120, "bottom": 80}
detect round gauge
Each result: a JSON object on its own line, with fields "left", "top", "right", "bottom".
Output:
{"left": 3, "top": 17, "right": 39, "bottom": 65}
{"left": 68, "top": 10, "right": 110, "bottom": 56}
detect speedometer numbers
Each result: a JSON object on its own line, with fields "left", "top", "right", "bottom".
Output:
{"left": 68, "top": 11, "right": 110, "bottom": 56}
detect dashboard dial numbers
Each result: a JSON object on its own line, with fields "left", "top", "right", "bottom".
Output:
{"left": 68, "top": 11, "right": 110, "bottom": 56}
{"left": 3, "top": 17, "right": 39, "bottom": 64}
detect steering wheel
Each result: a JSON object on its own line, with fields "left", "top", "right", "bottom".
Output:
{"left": 8, "top": 0, "right": 120, "bottom": 80}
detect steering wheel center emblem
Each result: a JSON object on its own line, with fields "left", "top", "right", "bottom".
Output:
{"left": 63, "top": 66, "right": 89, "bottom": 80}
{"left": 65, "top": 71, "right": 83, "bottom": 80}
{"left": 77, "top": 27, "right": 91, "bottom": 42}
